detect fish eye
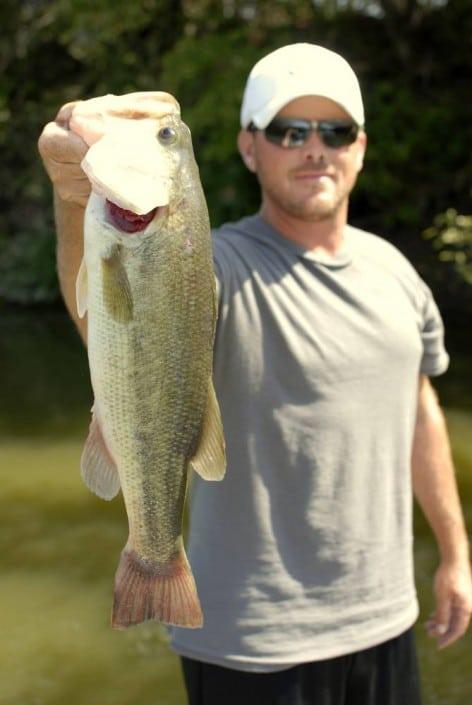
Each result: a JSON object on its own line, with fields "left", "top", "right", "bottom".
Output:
{"left": 157, "top": 126, "right": 177, "bottom": 145}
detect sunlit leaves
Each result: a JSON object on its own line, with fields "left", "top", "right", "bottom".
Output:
{"left": 424, "top": 210, "right": 472, "bottom": 285}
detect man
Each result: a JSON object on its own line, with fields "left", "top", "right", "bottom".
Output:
{"left": 39, "top": 43, "right": 471, "bottom": 705}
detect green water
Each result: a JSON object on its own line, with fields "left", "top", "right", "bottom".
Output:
{"left": 1, "top": 309, "right": 471, "bottom": 705}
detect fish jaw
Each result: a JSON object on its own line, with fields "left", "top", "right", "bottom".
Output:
{"left": 81, "top": 130, "right": 171, "bottom": 215}
{"left": 84, "top": 192, "right": 168, "bottom": 252}
{"left": 105, "top": 200, "right": 159, "bottom": 234}
{"left": 81, "top": 112, "right": 200, "bottom": 241}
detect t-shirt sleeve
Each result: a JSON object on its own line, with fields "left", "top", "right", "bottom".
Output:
{"left": 417, "top": 278, "right": 450, "bottom": 377}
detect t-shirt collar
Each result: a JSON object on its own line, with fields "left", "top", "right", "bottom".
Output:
{"left": 246, "top": 214, "right": 353, "bottom": 269}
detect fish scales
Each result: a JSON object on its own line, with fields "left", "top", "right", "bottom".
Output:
{"left": 88, "top": 209, "right": 214, "bottom": 554}
{"left": 74, "top": 101, "right": 225, "bottom": 629}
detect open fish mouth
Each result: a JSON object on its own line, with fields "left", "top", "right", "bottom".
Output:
{"left": 106, "top": 200, "right": 161, "bottom": 233}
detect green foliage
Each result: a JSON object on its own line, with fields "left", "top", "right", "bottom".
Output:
{"left": 0, "top": 0, "right": 471, "bottom": 307}
{"left": 424, "top": 210, "right": 472, "bottom": 285}
{"left": 159, "top": 29, "right": 269, "bottom": 225}
{"left": 0, "top": 226, "right": 57, "bottom": 304}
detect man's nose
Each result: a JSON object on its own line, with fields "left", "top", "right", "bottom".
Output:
{"left": 299, "top": 130, "right": 327, "bottom": 161}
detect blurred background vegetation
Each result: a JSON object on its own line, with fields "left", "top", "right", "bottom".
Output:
{"left": 0, "top": 0, "right": 471, "bottom": 328}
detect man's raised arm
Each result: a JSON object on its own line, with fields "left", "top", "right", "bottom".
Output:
{"left": 38, "top": 101, "right": 90, "bottom": 342}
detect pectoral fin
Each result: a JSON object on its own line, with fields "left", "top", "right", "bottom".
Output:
{"left": 190, "top": 381, "right": 226, "bottom": 481}
{"left": 102, "top": 246, "right": 133, "bottom": 322}
{"left": 76, "top": 258, "right": 88, "bottom": 318}
{"left": 81, "top": 406, "right": 121, "bottom": 500}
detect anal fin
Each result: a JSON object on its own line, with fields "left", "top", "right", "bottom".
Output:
{"left": 190, "top": 380, "right": 226, "bottom": 481}
{"left": 81, "top": 406, "right": 121, "bottom": 500}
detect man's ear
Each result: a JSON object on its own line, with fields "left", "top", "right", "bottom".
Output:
{"left": 237, "top": 130, "right": 257, "bottom": 173}
{"left": 355, "top": 130, "right": 367, "bottom": 172}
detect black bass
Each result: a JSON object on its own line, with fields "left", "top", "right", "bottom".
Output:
{"left": 71, "top": 93, "right": 225, "bottom": 629}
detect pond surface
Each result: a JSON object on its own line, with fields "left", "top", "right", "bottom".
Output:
{"left": 0, "top": 309, "right": 470, "bottom": 705}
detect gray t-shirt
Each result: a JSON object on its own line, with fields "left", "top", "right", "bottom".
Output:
{"left": 170, "top": 214, "right": 449, "bottom": 671}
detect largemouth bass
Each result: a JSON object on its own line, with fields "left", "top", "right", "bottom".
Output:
{"left": 71, "top": 93, "right": 226, "bottom": 629}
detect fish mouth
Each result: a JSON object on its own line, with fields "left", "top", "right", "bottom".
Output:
{"left": 105, "top": 199, "right": 163, "bottom": 233}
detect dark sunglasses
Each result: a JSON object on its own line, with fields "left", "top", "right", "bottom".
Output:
{"left": 248, "top": 117, "right": 359, "bottom": 149}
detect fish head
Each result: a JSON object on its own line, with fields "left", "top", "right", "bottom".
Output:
{"left": 79, "top": 101, "right": 201, "bottom": 248}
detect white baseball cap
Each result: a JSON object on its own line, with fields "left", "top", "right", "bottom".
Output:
{"left": 240, "top": 43, "right": 365, "bottom": 129}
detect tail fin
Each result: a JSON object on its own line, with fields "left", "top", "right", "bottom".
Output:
{"left": 111, "top": 546, "right": 203, "bottom": 629}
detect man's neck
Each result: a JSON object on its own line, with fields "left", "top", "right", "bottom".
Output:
{"left": 260, "top": 200, "right": 348, "bottom": 255}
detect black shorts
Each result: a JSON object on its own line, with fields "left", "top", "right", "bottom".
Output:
{"left": 180, "top": 627, "right": 422, "bottom": 705}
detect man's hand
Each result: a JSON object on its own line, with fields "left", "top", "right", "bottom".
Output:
{"left": 38, "top": 92, "right": 180, "bottom": 207}
{"left": 38, "top": 101, "right": 91, "bottom": 207}
{"left": 37, "top": 91, "right": 180, "bottom": 339}
{"left": 425, "top": 559, "right": 472, "bottom": 649}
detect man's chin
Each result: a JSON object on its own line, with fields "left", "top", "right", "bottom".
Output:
{"left": 288, "top": 200, "right": 339, "bottom": 222}
{"left": 263, "top": 187, "right": 345, "bottom": 223}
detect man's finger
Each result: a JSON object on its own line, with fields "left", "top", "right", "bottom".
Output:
{"left": 105, "top": 91, "right": 179, "bottom": 110}
{"left": 38, "top": 122, "right": 88, "bottom": 171}
{"left": 104, "top": 92, "right": 179, "bottom": 118}
{"left": 433, "top": 592, "right": 453, "bottom": 637}
{"left": 55, "top": 101, "right": 83, "bottom": 128}
{"left": 38, "top": 122, "right": 91, "bottom": 206}
{"left": 69, "top": 93, "right": 180, "bottom": 147}
{"left": 438, "top": 606, "right": 471, "bottom": 649}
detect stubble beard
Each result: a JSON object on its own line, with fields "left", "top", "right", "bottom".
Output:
{"left": 263, "top": 182, "right": 347, "bottom": 223}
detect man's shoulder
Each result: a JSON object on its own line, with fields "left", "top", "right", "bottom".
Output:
{"left": 347, "top": 224, "right": 405, "bottom": 258}
{"left": 211, "top": 215, "right": 267, "bottom": 277}
{"left": 212, "top": 214, "right": 260, "bottom": 247}
{"left": 347, "top": 225, "right": 418, "bottom": 277}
